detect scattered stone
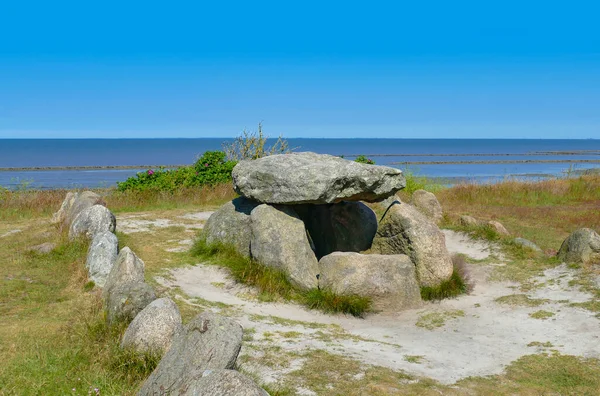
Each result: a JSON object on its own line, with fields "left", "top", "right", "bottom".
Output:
{"left": 487, "top": 220, "right": 510, "bottom": 236}
{"left": 513, "top": 237, "right": 542, "bottom": 253}
{"left": 103, "top": 247, "right": 145, "bottom": 298}
{"left": 86, "top": 231, "right": 119, "bottom": 287}
{"left": 232, "top": 152, "right": 406, "bottom": 204}
{"left": 203, "top": 197, "right": 259, "bottom": 257}
{"left": 319, "top": 252, "right": 422, "bottom": 310}
{"left": 53, "top": 191, "right": 104, "bottom": 227}
{"left": 296, "top": 201, "right": 378, "bottom": 259}
{"left": 411, "top": 190, "right": 443, "bottom": 224}
{"left": 459, "top": 215, "right": 479, "bottom": 227}
{"left": 137, "top": 312, "right": 243, "bottom": 395}
{"left": 27, "top": 242, "right": 56, "bottom": 254}
{"left": 106, "top": 281, "right": 156, "bottom": 325}
{"left": 177, "top": 369, "right": 269, "bottom": 396}
{"left": 69, "top": 204, "right": 116, "bottom": 239}
{"left": 121, "top": 297, "right": 182, "bottom": 356}
{"left": 372, "top": 200, "right": 453, "bottom": 287}
{"left": 250, "top": 204, "right": 319, "bottom": 289}
{"left": 558, "top": 228, "right": 600, "bottom": 264}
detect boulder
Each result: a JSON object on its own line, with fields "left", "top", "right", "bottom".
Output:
{"left": 296, "top": 201, "right": 378, "bottom": 259}
{"left": 203, "top": 197, "right": 259, "bottom": 257}
{"left": 86, "top": 231, "right": 119, "bottom": 287}
{"left": 487, "top": 220, "right": 510, "bottom": 236}
{"left": 121, "top": 297, "right": 182, "bottom": 356}
{"left": 177, "top": 369, "right": 269, "bottom": 396}
{"left": 69, "top": 204, "right": 116, "bottom": 239}
{"left": 106, "top": 281, "right": 156, "bottom": 325}
{"left": 27, "top": 242, "right": 56, "bottom": 254}
{"left": 513, "top": 237, "right": 542, "bottom": 253}
{"left": 137, "top": 312, "right": 243, "bottom": 396}
{"left": 319, "top": 252, "right": 422, "bottom": 310}
{"left": 53, "top": 191, "right": 104, "bottom": 227}
{"left": 232, "top": 152, "right": 406, "bottom": 204}
{"left": 459, "top": 215, "right": 480, "bottom": 227}
{"left": 250, "top": 204, "right": 319, "bottom": 289}
{"left": 103, "top": 247, "right": 145, "bottom": 298}
{"left": 372, "top": 200, "right": 453, "bottom": 287}
{"left": 558, "top": 228, "right": 600, "bottom": 264}
{"left": 411, "top": 190, "right": 443, "bottom": 224}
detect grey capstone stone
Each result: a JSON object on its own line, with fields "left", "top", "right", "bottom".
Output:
{"left": 137, "top": 312, "right": 243, "bottom": 396}
{"left": 372, "top": 200, "right": 453, "bottom": 287}
{"left": 411, "top": 190, "right": 443, "bottom": 224}
{"left": 232, "top": 152, "right": 406, "bottom": 204}
{"left": 296, "top": 201, "right": 378, "bottom": 259}
{"left": 103, "top": 247, "right": 145, "bottom": 299}
{"left": 250, "top": 204, "right": 319, "bottom": 289}
{"left": 558, "top": 228, "right": 600, "bottom": 264}
{"left": 319, "top": 252, "right": 422, "bottom": 311}
{"left": 177, "top": 369, "right": 269, "bottom": 396}
{"left": 86, "top": 231, "right": 119, "bottom": 287}
{"left": 106, "top": 281, "right": 156, "bottom": 325}
{"left": 121, "top": 297, "right": 182, "bottom": 356}
{"left": 69, "top": 204, "right": 116, "bottom": 240}
{"left": 203, "top": 197, "right": 259, "bottom": 257}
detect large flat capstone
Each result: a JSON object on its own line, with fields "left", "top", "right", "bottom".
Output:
{"left": 232, "top": 152, "right": 406, "bottom": 204}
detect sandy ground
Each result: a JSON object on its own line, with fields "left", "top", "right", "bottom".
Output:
{"left": 121, "top": 211, "right": 600, "bottom": 385}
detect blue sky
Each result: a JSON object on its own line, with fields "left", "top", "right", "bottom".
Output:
{"left": 0, "top": 1, "right": 598, "bottom": 139}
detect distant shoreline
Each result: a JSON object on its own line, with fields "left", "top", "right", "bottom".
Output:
{"left": 2, "top": 158, "right": 600, "bottom": 172}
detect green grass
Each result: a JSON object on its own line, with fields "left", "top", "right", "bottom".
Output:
{"left": 529, "top": 310, "right": 555, "bottom": 320}
{"left": 495, "top": 294, "right": 549, "bottom": 307}
{"left": 420, "top": 255, "right": 471, "bottom": 301}
{"left": 190, "top": 237, "right": 372, "bottom": 317}
{"left": 415, "top": 310, "right": 466, "bottom": 330}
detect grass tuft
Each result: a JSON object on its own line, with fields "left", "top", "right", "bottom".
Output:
{"left": 420, "top": 254, "right": 472, "bottom": 301}
{"left": 190, "top": 237, "right": 372, "bottom": 317}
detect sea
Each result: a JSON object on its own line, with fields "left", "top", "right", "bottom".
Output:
{"left": 1, "top": 139, "right": 599, "bottom": 190}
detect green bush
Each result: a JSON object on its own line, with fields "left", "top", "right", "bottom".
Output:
{"left": 117, "top": 151, "right": 236, "bottom": 192}
{"left": 354, "top": 155, "right": 375, "bottom": 165}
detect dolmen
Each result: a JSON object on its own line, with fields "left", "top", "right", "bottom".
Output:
{"left": 204, "top": 152, "right": 455, "bottom": 311}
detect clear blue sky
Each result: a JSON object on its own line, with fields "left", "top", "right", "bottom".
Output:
{"left": 1, "top": 0, "right": 598, "bottom": 139}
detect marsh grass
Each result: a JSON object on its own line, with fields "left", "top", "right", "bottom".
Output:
{"left": 190, "top": 238, "right": 372, "bottom": 317}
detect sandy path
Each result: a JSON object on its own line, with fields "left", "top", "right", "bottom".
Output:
{"left": 150, "top": 214, "right": 600, "bottom": 384}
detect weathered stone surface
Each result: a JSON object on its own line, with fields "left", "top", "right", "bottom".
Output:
{"left": 319, "top": 252, "right": 422, "bottom": 310}
{"left": 232, "top": 152, "right": 406, "bottom": 204}
{"left": 177, "top": 369, "right": 269, "bottom": 396}
{"left": 487, "top": 220, "right": 510, "bottom": 236}
{"left": 121, "top": 297, "right": 182, "bottom": 356}
{"left": 137, "top": 312, "right": 243, "bottom": 396}
{"left": 514, "top": 237, "right": 542, "bottom": 253}
{"left": 459, "top": 215, "right": 480, "bottom": 227}
{"left": 250, "top": 204, "right": 319, "bottom": 289}
{"left": 27, "top": 242, "right": 56, "bottom": 254}
{"left": 203, "top": 197, "right": 259, "bottom": 257}
{"left": 53, "top": 191, "right": 104, "bottom": 227}
{"left": 296, "top": 201, "right": 378, "bottom": 259}
{"left": 411, "top": 190, "right": 443, "bottom": 224}
{"left": 69, "top": 204, "right": 116, "bottom": 239}
{"left": 558, "top": 228, "right": 600, "bottom": 264}
{"left": 103, "top": 247, "right": 145, "bottom": 298}
{"left": 106, "top": 281, "right": 156, "bottom": 325}
{"left": 372, "top": 200, "right": 453, "bottom": 287}
{"left": 86, "top": 231, "right": 118, "bottom": 287}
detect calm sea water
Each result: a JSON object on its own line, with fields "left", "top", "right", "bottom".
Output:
{"left": 1, "top": 138, "right": 599, "bottom": 189}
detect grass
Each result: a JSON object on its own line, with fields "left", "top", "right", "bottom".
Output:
{"left": 0, "top": 222, "right": 159, "bottom": 395}
{"left": 420, "top": 254, "right": 472, "bottom": 301}
{"left": 529, "top": 310, "right": 556, "bottom": 320}
{"left": 190, "top": 237, "right": 372, "bottom": 317}
{"left": 415, "top": 310, "right": 465, "bottom": 330}
{"left": 495, "top": 294, "right": 549, "bottom": 307}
